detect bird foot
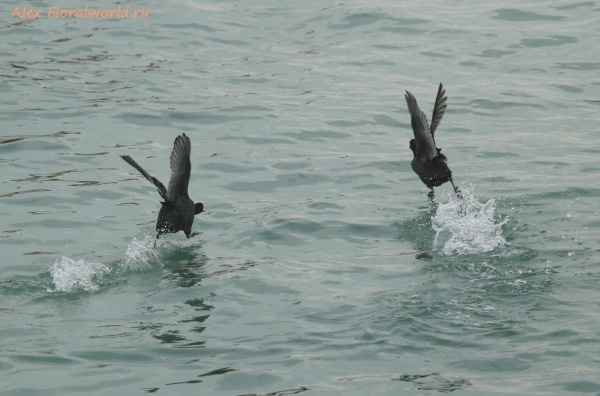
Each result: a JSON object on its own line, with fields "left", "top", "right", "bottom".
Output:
{"left": 427, "top": 189, "right": 435, "bottom": 200}
{"left": 454, "top": 186, "right": 463, "bottom": 199}
{"left": 187, "top": 231, "right": 202, "bottom": 238}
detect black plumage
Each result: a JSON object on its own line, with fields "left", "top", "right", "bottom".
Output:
{"left": 120, "top": 133, "right": 203, "bottom": 245}
{"left": 405, "top": 83, "right": 460, "bottom": 197}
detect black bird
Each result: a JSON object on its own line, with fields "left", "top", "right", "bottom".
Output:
{"left": 120, "top": 133, "right": 203, "bottom": 246}
{"left": 405, "top": 83, "right": 460, "bottom": 198}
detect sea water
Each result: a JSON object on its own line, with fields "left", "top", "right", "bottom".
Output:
{"left": 1, "top": 0, "right": 600, "bottom": 394}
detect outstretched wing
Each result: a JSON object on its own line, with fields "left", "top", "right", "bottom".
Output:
{"left": 120, "top": 155, "right": 168, "bottom": 201}
{"left": 430, "top": 83, "right": 447, "bottom": 141}
{"left": 167, "top": 133, "right": 192, "bottom": 201}
{"left": 405, "top": 90, "right": 437, "bottom": 160}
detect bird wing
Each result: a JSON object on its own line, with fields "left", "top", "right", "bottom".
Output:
{"left": 167, "top": 133, "right": 192, "bottom": 201}
{"left": 430, "top": 83, "right": 447, "bottom": 142}
{"left": 120, "top": 155, "right": 168, "bottom": 201}
{"left": 405, "top": 90, "right": 437, "bottom": 160}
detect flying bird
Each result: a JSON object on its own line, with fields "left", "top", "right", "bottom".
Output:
{"left": 120, "top": 133, "right": 203, "bottom": 246}
{"left": 405, "top": 83, "right": 460, "bottom": 198}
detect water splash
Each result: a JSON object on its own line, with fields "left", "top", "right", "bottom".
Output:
{"left": 121, "top": 234, "right": 162, "bottom": 271}
{"left": 50, "top": 257, "right": 109, "bottom": 292}
{"left": 432, "top": 187, "right": 507, "bottom": 255}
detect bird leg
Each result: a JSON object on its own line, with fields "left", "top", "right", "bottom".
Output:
{"left": 427, "top": 188, "right": 435, "bottom": 200}
{"left": 186, "top": 231, "right": 202, "bottom": 238}
{"left": 450, "top": 179, "right": 462, "bottom": 199}
{"left": 153, "top": 233, "right": 160, "bottom": 249}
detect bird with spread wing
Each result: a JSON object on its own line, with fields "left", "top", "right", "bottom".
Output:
{"left": 120, "top": 133, "right": 203, "bottom": 246}
{"left": 405, "top": 83, "right": 460, "bottom": 198}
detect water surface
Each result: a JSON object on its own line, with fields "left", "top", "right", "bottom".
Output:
{"left": 2, "top": 0, "right": 600, "bottom": 394}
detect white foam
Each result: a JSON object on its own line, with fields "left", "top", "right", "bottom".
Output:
{"left": 50, "top": 257, "right": 109, "bottom": 292}
{"left": 432, "top": 187, "right": 507, "bottom": 255}
{"left": 121, "top": 234, "right": 162, "bottom": 271}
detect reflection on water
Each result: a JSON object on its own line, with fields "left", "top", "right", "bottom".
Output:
{"left": 393, "top": 205, "right": 437, "bottom": 259}
{"left": 161, "top": 245, "right": 208, "bottom": 289}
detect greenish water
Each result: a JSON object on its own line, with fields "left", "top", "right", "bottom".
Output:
{"left": 2, "top": 0, "right": 600, "bottom": 394}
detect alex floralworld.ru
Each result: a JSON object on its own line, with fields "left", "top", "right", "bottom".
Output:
{"left": 10, "top": 5, "right": 149, "bottom": 19}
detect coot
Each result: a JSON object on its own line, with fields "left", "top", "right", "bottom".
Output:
{"left": 405, "top": 83, "right": 460, "bottom": 198}
{"left": 120, "top": 133, "right": 203, "bottom": 246}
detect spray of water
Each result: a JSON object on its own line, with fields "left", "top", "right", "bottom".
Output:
{"left": 48, "top": 234, "right": 163, "bottom": 293}
{"left": 49, "top": 257, "right": 109, "bottom": 292}
{"left": 121, "top": 234, "right": 162, "bottom": 271}
{"left": 431, "top": 187, "right": 507, "bottom": 255}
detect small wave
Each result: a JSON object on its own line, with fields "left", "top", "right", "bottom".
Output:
{"left": 121, "top": 234, "right": 162, "bottom": 271}
{"left": 432, "top": 187, "right": 507, "bottom": 255}
{"left": 50, "top": 257, "right": 109, "bottom": 292}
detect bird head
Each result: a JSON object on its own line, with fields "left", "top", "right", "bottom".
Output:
{"left": 195, "top": 202, "right": 204, "bottom": 215}
{"left": 409, "top": 139, "right": 417, "bottom": 156}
